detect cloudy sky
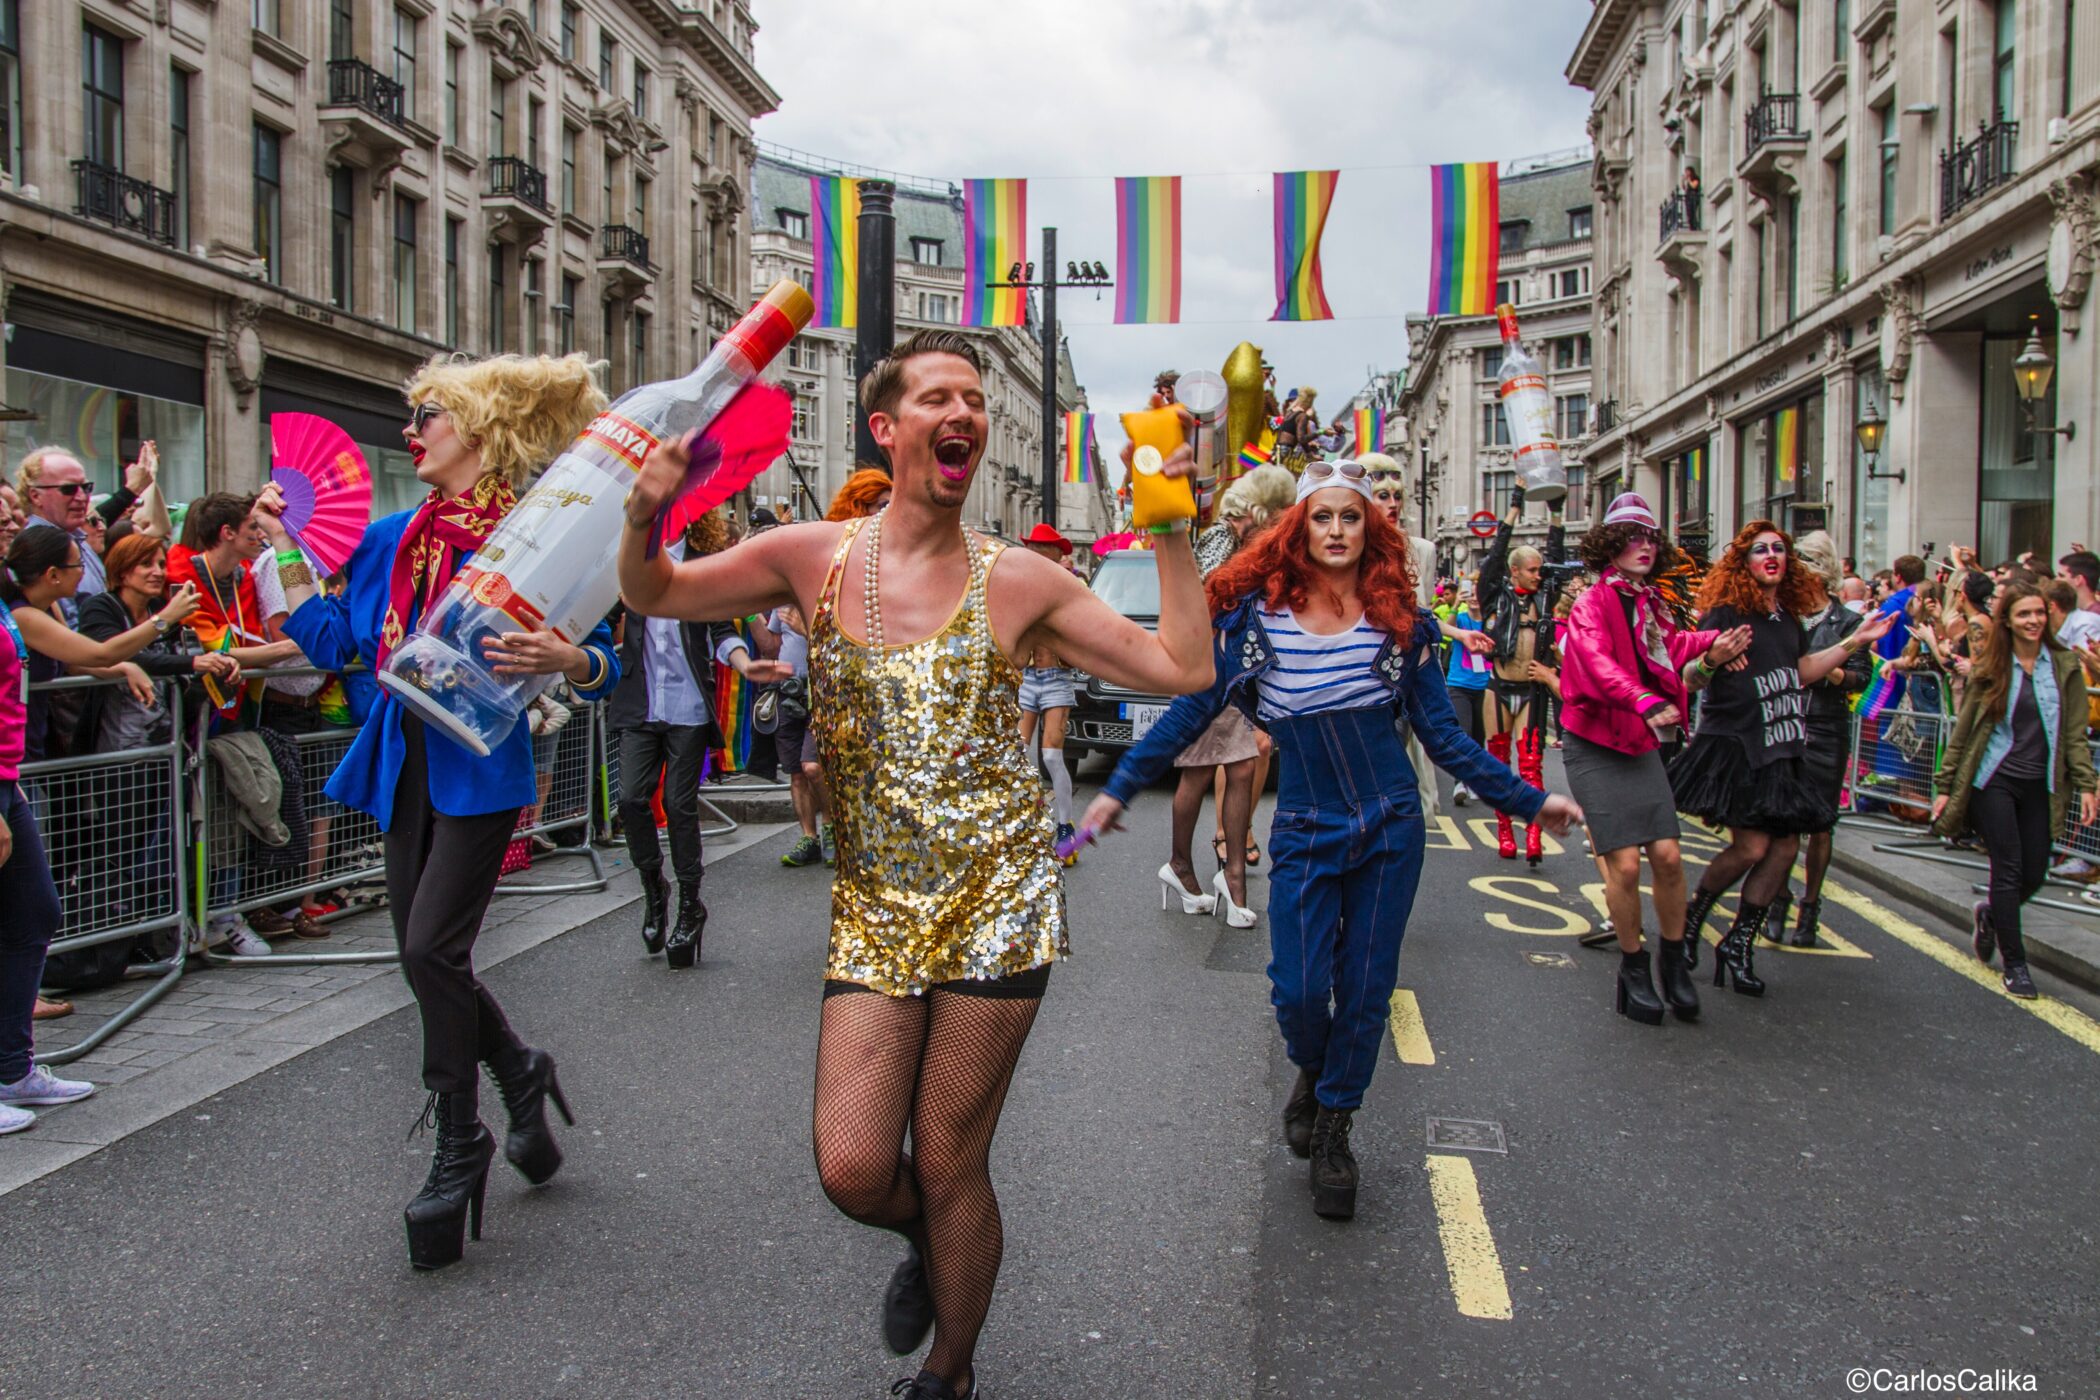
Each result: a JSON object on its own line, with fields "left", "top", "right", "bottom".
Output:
{"left": 748, "top": 0, "right": 1595, "bottom": 441}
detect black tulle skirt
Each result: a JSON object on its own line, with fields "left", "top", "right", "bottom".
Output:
{"left": 1668, "top": 732, "right": 1838, "bottom": 836}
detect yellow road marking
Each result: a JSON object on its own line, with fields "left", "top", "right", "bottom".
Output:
{"left": 1425, "top": 814, "right": 1470, "bottom": 851}
{"left": 1425, "top": 1153, "right": 1514, "bottom": 1321}
{"left": 1470, "top": 875, "right": 1593, "bottom": 936}
{"left": 1819, "top": 880, "right": 2100, "bottom": 1056}
{"left": 1389, "top": 990, "right": 1435, "bottom": 1065}
{"left": 1466, "top": 819, "right": 1564, "bottom": 856}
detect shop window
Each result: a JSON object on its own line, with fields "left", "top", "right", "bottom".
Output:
{"left": 1851, "top": 369, "right": 1891, "bottom": 574}
{"left": 1738, "top": 394, "right": 1823, "bottom": 530}
{"left": 1980, "top": 334, "right": 2056, "bottom": 563}
{"left": 7, "top": 365, "right": 207, "bottom": 506}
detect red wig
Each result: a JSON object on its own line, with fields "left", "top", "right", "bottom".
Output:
{"left": 1206, "top": 495, "right": 1419, "bottom": 646}
{"left": 1695, "top": 518, "right": 1828, "bottom": 617}
{"left": 825, "top": 466, "right": 893, "bottom": 522}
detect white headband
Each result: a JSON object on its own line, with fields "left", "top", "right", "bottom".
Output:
{"left": 1294, "top": 459, "right": 1378, "bottom": 507}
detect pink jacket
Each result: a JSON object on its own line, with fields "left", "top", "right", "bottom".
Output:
{"left": 1558, "top": 578, "right": 1717, "bottom": 756}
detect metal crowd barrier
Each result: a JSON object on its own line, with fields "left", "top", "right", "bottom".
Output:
{"left": 22, "top": 675, "right": 190, "bottom": 1065}
{"left": 596, "top": 705, "right": 759, "bottom": 843}
{"left": 30, "top": 670, "right": 621, "bottom": 1063}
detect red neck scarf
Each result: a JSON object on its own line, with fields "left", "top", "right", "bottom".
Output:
{"left": 377, "top": 474, "right": 515, "bottom": 667}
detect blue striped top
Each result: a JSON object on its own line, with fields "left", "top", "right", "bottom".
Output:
{"left": 1255, "top": 604, "right": 1391, "bottom": 723}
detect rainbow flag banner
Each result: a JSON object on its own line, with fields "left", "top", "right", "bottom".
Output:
{"left": 1237, "top": 442, "right": 1273, "bottom": 472}
{"left": 1272, "top": 170, "right": 1339, "bottom": 322}
{"left": 1063, "top": 411, "right": 1095, "bottom": 484}
{"left": 1427, "top": 162, "right": 1500, "bottom": 317}
{"left": 963, "top": 178, "right": 1028, "bottom": 327}
{"left": 1115, "top": 176, "right": 1182, "bottom": 324}
{"left": 809, "top": 176, "right": 860, "bottom": 329}
{"left": 1353, "top": 407, "right": 1380, "bottom": 457}
{"left": 1774, "top": 405, "right": 1801, "bottom": 488}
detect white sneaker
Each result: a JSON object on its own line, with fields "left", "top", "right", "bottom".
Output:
{"left": 2050, "top": 856, "right": 2099, "bottom": 882}
{"left": 0, "top": 1064, "right": 96, "bottom": 1107}
{"left": 209, "top": 913, "right": 271, "bottom": 957}
{"left": 1453, "top": 784, "right": 1472, "bottom": 806}
{"left": 0, "top": 1102, "right": 34, "bottom": 1135}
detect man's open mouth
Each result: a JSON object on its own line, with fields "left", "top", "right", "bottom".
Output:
{"left": 934, "top": 433, "right": 975, "bottom": 478}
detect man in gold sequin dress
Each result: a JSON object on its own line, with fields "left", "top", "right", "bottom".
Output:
{"left": 618, "top": 330, "right": 1216, "bottom": 1400}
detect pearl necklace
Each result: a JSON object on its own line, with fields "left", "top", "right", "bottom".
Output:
{"left": 859, "top": 514, "right": 988, "bottom": 723}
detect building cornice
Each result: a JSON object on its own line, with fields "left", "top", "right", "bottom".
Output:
{"left": 1567, "top": 0, "right": 1641, "bottom": 91}
{"left": 630, "top": 1, "right": 780, "bottom": 116}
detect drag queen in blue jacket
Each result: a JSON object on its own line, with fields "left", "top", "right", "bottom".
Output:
{"left": 260, "top": 352, "right": 619, "bottom": 1270}
{"left": 1084, "top": 463, "right": 1581, "bottom": 1221}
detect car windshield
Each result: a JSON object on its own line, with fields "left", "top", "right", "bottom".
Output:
{"left": 1090, "top": 553, "right": 1160, "bottom": 619}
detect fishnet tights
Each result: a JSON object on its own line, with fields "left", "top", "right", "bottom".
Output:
{"left": 812, "top": 987, "right": 1043, "bottom": 1387}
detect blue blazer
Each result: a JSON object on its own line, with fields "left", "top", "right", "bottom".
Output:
{"left": 282, "top": 507, "right": 619, "bottom": 827}
{"left": 1102, "top": 598, "right": 1545, "bottom": 821}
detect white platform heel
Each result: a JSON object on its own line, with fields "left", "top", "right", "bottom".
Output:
{"left": 1159, "top": 863, "right": 1217, "bottom": 915}
{"left": 1211, "top": 870, "right": 1259, "bottom": 928}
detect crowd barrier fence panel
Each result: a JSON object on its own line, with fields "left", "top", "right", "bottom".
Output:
{"left": 27, "top": 676, "right": 191, "bottom": 1065}
{"left": 597, "top": 707, "right": 743, "bottom": 844}
{"left": 490, "top": 696, "right": 608, "bottom": 897}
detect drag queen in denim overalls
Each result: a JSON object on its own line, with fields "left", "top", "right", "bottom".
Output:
{"left": 1086, "top": 464, "right": 1580, "bottom": 1220}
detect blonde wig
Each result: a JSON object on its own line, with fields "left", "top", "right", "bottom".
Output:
{"left": 1356, "top": 451, "right": 1408, "bottom": 512}
{"left": 405, "top": 352, "right": 608, "bottom": 486}
{"left": 1794, "top": 529, "right": 1842, "bottom": 591}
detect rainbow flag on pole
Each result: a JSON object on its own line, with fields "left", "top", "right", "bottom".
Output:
{"left": 1063, "top": 411, "right": 1094, "bottom": 485}
{"left": 1115, "top": 176, "right": 1182, "bottom": 324}
{"left": 1272, "top": 169, "right": 1339, "bottom": 322}
{"left": 963, "top": 178, "right": 1028, "bottom": 327}
{"left": 1353, "top": 407, "right": 1380, "bottom": 457}
{"left": 1427, "top": 162, "right": 1500, "bottom": 317}
{"left": 809, "top": 176, "right": 859, "bottom": 329}
{"left": 1237, "top": 442, "right": 1273, "bottom": 473}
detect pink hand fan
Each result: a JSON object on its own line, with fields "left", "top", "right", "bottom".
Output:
{"left": 649, "top": 381, "right": 794, "bottom": 556}
{"left": 269, "top": 413, "right": 373, "bottom": 576}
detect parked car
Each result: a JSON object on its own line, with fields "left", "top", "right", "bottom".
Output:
{"left": 1062, "top": 550, "right": 1176, "bottom": 775}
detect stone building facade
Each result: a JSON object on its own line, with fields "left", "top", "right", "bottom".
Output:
{"left": 0, "top": 0, "right": 774, "bottom": 518}
{"left": 1397, "top": 151, "right": 1598, "bottom": 577}
{"left": 744, "top": 148, "right": 1111, "bottom": 544}
{"left": 1572, "top": 0, "right": 2100, "bottom": 572}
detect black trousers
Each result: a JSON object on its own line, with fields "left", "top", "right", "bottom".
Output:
{"left": 385, "top": 718, "right": 526, "bottom": 1096}
{"left": 616, "top": 724, "right": 709, "bottom": 886}
{"left": 1972, "top": 770, "right": 2052, "bottom": 968}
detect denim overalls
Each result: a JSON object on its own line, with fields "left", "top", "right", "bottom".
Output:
{"left": 1108, "top": 603, "right": 1545, "bottom": 1111}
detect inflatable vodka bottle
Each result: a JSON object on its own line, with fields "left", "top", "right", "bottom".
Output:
{"left": 378, "top": 280, "right": 814, "bottom": 756}
{"left": 1493, "top": 303, "right": 1567, "bottom": 506}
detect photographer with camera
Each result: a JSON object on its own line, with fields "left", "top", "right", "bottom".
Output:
{"left": 1474, "top": 482, "right": 1568, "bottom": 862}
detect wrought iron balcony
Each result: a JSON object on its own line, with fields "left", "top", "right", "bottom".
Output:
{"left": 1659, "top": 187, "right": 1702, "bottom": 241}
{"left": 325, "top": 59, "right": 406, "bottom": 130}
{"left": 1940, "top": 119, "right": 2020, "bottom": 221}
{"left": 486, "top": 157, "right": 550, "bottom": 213}
{"left": 1744, "top": 92, "right": 1803, "bottom": 155}
{"left": 599, "top": 224, "right": 651, "bottom": 269}
{"left": 1592, "top": 399, "right": 1619, "bottom": 435}
{"left": 70, "top": 160, "right": 177, "bottom": 248}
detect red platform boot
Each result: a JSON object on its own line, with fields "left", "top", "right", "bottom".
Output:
{"left": 1518, "top": 729, "right": 1547, "bottom": 864}
{"left": 1488, "top": 732, "right": 1517, "bottom": 859}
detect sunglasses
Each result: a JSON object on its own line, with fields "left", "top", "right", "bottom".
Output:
{"left": 37, "top": 482, "right": 91, "bottom": 497}
{"left": 409, "top": 402, "right": 449, "bottom": 433}
{"left": 1301, "top": 459, "right": 1368, "bottom": 484}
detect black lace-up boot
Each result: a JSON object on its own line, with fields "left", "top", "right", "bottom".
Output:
{"left": 1308, "top": 1106, "right": 1358, "bottom": 1220}
{"left": 404, "top": 1090, "right": 496, "bottom": 1269}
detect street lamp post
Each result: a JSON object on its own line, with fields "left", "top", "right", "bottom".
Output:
{"left": 987, "top": 227, "right": 1111, "bottom": 527}
{"left": 853, "top": 180, "right": 898, "bottom": 469}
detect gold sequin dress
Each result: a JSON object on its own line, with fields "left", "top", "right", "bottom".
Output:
{"left": 809, "top": 518, "right": 1068, "bottom": 996}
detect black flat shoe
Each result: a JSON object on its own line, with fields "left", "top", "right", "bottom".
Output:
{"left": 882, "top": 1242, "right": 935, "bottom": 1356}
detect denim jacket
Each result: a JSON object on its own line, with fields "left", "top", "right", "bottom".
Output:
{"left": 1101, "top": 597, "right": 1546, "bottom": 820}
{"left": 1975, "top": 656, "right": 2061, "bottom": 793}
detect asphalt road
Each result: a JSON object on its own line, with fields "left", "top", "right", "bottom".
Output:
{"left": 5, "top": 754, "right": 2099, "bottom": 1399}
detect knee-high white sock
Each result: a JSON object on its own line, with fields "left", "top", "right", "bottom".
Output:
{"left": 1043, "top": 748, "right": 1073, "bottom": 826}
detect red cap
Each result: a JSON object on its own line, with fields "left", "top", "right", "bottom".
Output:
{"left": 1024, "top": 523, "right": 1073, "bottom": 555}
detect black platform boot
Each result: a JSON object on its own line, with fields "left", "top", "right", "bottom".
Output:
{"left": 1789, "top": 896, "right": 1823, "bottom": 948}
{"left": 1762, "top": 889, "right": 1793, "bottom": 944}
{"left": 487, "top": 1046, "right": 574, "bottom": 1187}
{"left": 1655, "top": 937, "right": 1701, "bottom": 1021}
{"left": 404, "top": 1090, "right": 496, "bottom": 1270}
{"left": 664, "top": 883, "right": 706, "bottom": 970}
{"left": 1282, "top": 1067, "right": 1318, "bottom": 1159}
{"left": 1308, "top": 1106, "right": 1358, "bottom": 1220}
{"left": 1680, "top": 881, "right": 1726, "bottom": 971}
{"left": 637, "top": 864, "right": 669, "bottom": 955}
{"left": 1614, "top": 948, "right": 1665, "bottom": 1025}
{"left": 1712, "top": 901, "right": 1768, "bottom": 997}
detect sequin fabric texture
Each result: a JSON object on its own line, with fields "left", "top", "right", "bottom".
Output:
{"left": 809, "top": 517, "right": 1068, "bottom": 996}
